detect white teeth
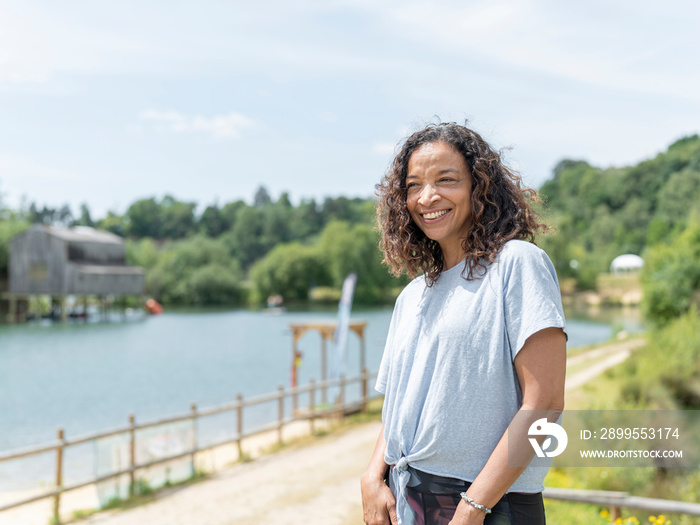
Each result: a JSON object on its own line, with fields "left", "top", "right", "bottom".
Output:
{"left": 423, "top": 210, "right": 448, "bottom": 220}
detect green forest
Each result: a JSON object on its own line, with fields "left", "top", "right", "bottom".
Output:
{"left": 538, "top": 135, "right": 700, "bottom": 524}
{"left": 2, "top": 134, "right": 700, "bottom": 325}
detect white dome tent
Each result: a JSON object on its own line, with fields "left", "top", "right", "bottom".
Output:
{"left": 610, "top": 254, "right": 644, "bottom": 274}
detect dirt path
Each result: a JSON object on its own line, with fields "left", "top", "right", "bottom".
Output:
{"left": 76, "top": 421, "right": 382, "bottom": 525}
{"left": 565, "top": 337, "right": 646, "bottom": 390}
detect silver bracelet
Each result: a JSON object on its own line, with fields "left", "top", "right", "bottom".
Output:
{"left": 459, "top": 492, "right": 492, "bottom": 515}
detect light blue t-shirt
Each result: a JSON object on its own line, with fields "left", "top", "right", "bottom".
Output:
{"left": 376, "top": 240, "right": 566, "bottom": 520}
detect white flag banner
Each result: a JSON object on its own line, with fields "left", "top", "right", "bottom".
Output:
{"left": 328, "top": 273, "right": 357, "bottom": 403}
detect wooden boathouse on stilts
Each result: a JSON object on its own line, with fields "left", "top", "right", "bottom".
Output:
{"left": 4, "top": 225, "right": 145, "bottom": 322}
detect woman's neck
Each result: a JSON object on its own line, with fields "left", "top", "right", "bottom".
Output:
{"left": 441, "top": 244, "right": 466, "bottom": 270}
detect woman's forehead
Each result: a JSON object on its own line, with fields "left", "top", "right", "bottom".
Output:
{"left": 407, "top": 141, "right": 468, "bottom": 173}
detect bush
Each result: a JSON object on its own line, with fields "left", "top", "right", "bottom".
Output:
{"left": 642, "top": 220, "right": 700, "bottom": 325}
{"left": 250, "top": 242, "right": 330, "bottom": 302}
{"left": 621, "top": 308, "right": 700, "bottom": 408}
{"left": 147, "top": 236, "right": 244, "bottom": 305}
{"left": 0, "top": 218, "right": 30, "bottom": 276}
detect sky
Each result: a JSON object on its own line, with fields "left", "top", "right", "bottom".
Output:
{"left": 1, "top": 0, "right": 699, "bottom": 218}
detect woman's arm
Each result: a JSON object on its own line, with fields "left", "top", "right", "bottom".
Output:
{"left": 448, "top": 326, "right": 567, "bottom": 525}
{"left": 361, "top": 424, "right": 398, "bottom": 525}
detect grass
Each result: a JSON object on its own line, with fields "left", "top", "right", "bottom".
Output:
{"left": 565, "top": 365, "right": 630, "bottom": 410}
{"left": 67, "top": 471, "right": 209, "bottom": 523}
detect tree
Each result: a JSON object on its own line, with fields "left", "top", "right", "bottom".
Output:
{"left": 277, "top": 192, "right": 292, "bottom": 208}
{"left": 223, "top": 206, "right": 266, "bottom": 268}
{"left": 0, "top": 218, "right": 30, "bottom": 276}
{"left": 186, "top": 263, "right": 244, "bottom": 305}
{"left": 74, "top": 203, "right": 95, "bottom": 227}
{"left": 125, "top": 196, "right": 195, "bottom": 239}
{"left": 613, "top": 197, "right": 651, "bottom": 254}
{"left": 126, "top": 198, "right": 161, "bottom": 238}
{"left": 642, "top": 218, "right": 700, "bottom": 325}
{"left": 289, "top": 199, "right": 323, "bottom": 240}
{"left": 254, "top": 186, "right": 272, "bottom": 207}
{"left": 199, "top": 204, "right": 225, "bottom": 237}
{"left": 250, "top": 242, "right": 330, "bottom": 302}
{"left": 655, "top": 168, "right": 700, "bottom": 228}
{"left": 56, "top": 204, "right": 73, "bottom": 226}
{"left": 26, "top": 202, "right": 73, "bottom": 226}
{"left": 159, "top": 195, "right": 196, "bottom": 239}
{"left": 147, "top": 235, "right": 244, "bottom": 305}
{"left": 318, "top": 221, "right": 397, "bottom": 302}
{"left": 260, "top": 202, "right": 292, "bottom": 247}
{"left": 125, "top": 238, "right": 160, "bottom": 269}
{"left": 97, "top": 211, "right": 127, "bottom": 236}
{"left": 220, "top": 200, "right": 246, "bottom": 232}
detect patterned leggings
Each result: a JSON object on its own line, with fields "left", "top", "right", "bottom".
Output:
{"left": 389, "top": 466, "right": 545, "bottom": 525}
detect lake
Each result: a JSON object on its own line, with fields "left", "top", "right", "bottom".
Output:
{"left": 0, "top": 305, "right": 642, "bottom": 491}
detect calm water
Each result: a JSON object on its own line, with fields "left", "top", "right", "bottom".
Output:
{"left": 0, "top": 305, "right": 642, "bottom": 491}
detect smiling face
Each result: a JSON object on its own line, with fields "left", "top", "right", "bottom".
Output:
{"left": 406, "top": 141, "right": 473, "bottom": 268}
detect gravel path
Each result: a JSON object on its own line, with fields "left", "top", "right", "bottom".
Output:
{"left": 76, "top": 421, "right": 382, "bottom": 525}
{"left": 565, "top": 337, "right": 645, "bottom": 390}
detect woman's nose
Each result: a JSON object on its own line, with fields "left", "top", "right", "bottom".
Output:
{"left": 418, "top": 184, "right": 439, "bottom": 206}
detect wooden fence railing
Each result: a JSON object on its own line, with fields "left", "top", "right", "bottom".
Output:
{"left": 0, "top": 368, "right": 379, "bottom": 524}
{"left": 543, "top": 487, "right": 700, "bottom": 521}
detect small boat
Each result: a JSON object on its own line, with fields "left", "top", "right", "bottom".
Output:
{"left": 144, "top": 298, "right": 163, "bottom": 315}
{"left": 264, "top": 294, "right": 286, "bottom": 314}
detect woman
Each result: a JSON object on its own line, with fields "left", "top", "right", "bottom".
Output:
{"left": 361, "top": 123, "right": 567, "bottom": 525}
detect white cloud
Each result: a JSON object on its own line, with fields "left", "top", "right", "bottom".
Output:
{"left": 139, "top": 110, "right": 257, "bottom": 139}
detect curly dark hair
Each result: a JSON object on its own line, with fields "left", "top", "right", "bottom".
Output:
{"left": 376, "top": 122, "right": 548, "bottom": 284}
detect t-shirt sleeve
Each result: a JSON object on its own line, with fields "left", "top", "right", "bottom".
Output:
{"left": 502, "top": 242, "right": 567, "bottom": 361}
{"left": 375, "top": 297, "right": 402, "bottom": 394}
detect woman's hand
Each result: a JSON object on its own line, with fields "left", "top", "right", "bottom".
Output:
{"left": 360, "top": 472, "right": 398, "bottom": 525}
{"left": 447, "top": 500, "right": 486, "bottom": 525}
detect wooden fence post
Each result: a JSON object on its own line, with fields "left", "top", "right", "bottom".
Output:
{"left": 236, "top": 394, "right": 243, "bottom": 460}
{"left": 309, "top": 378, "right": 316, "bottom": 435}
{"left": 190, "top": 403, "right": 197, "bottom": 474}
{"left": 277, "top": 385, "right": 284, "bottom": 445}
{"left": 362, "top": 367, "right": 368, "bottom": 412}
{"left": 610, "top": 505, "right": 621, "bottom": 522}
{"left": 129, "top": 414, "right": 136, "bottom": 495}
{"left": 339, "top": 375, "right": 346, "bottom": 419}
{"left": 53, "top": 428, "right": 64, "bottom": 524}
{"left": 321, "top": 338, "right": 327, "bottom": 405}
